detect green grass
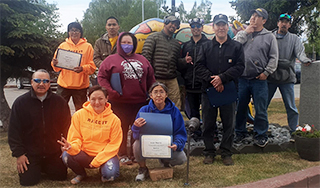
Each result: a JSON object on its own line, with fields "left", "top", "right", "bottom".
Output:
{"left": 1, "top": 99, "right": 319, "bottom": 187}
{"left": 1, "top": 130, "right": 320, "bottom": 187}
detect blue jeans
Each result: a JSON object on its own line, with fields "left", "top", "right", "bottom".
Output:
{"left": 268, "top": 82, "right": 299, "bottom": 132}
{"left": 235, "top": 78, "right": 269, "bottom": 139}
{"left": 62, "top": 151, "right": 120, "bottom": 181}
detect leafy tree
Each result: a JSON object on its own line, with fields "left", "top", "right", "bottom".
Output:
{"left": 0, "top": 0, "right": 62, "bottom": 130}
{"left": 178, "top": 0, "right": 212, "bottom": 23}
{"left": 304, "top": 17, "right": 320, "bottom": 60}
{"left": 230, "top": 0, "right": 319, "bottom": 37}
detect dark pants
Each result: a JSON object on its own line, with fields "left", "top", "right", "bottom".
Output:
{"left": 185, "top": 91, "right": 201, "bottom": 120}
{"left": 57, "top": 85, "right": 88, "bottom": 111}
{"left": 19, "top": 153, "right": 67, "bottom": 186}
{"left": 202, "top": 93, "right": 236, "bottom": 158}
{"left": 110, "top": 101, "right": 147, "bottom": 157}
{"left": 62, "top": 151, "right": 119, "bottom": 180}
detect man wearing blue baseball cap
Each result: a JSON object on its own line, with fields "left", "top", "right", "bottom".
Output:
{"left": 267, "top": 13, "right": 311, "bottom": 136}
{"left": 234, "top": 8, "right": 278, "bottom": 148}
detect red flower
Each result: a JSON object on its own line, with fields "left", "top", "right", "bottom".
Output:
{"left": 302, "top": 128, "right": 307, "bottom": 132}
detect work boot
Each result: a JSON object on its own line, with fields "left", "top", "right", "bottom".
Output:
{"left": 222, "top": 156, "right": 234, "bottom": 166}
{"left": 203, "top": 155, "right": 215, "bottom": 164}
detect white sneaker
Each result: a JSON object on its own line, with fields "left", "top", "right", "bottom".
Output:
{"left": 135, "top": 167, "right": 148, "bottom": 181}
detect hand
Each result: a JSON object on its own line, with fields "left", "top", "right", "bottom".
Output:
{"left": 73, "top": 66, "right": 83, "bottom": 73}
{"left": 185, "top": 52, "right": 193, "bottom": 64}
{"left": 89, "top": 164, "right": 96, "bottom": 168}
{"left": 168, "top": 144, "right": 177, "bottom": 151}
{"left": 134, "top": 117, "right": 146, "bottom": 127}
{"left": 245, "top": 25, "right": 255, "bottom": 34}
{"left": 17, "top": 155, "right": 29, "bottom": 173}
{"left": 256, "top": 73, "right": 267, "bottom": 80}
{"left": 57, "top": 136, "right": 71, "bottom": 152}
{"left": 304, "top": 62, "right": 311, "bottom": 66}
{"left": 216, "top": 84, "right": 224, "bottom": 93}
{"left": 52, "top": 58, "right": 58, "bottom": 66}
{"left": 210, "top": 75, "right": 222, "bottom": 88}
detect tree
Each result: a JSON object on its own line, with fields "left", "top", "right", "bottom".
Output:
{"left": 178, "top": 0, "right": 212, "bottom": 23}
{"left": 81, "top": 0, "right": 133, "bottom": 45}
{"left": 0, "top": 0, "right": 62, "bottom": 130}
{"left": 230, "top": 0, "right": 319, "bottom": 37}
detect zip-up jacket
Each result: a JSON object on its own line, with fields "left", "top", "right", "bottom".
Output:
{"left": 67, "top": 101, "right": 122, "bottom": 168}
{"left": 268, "top": 31, "right": 311, "bottom": 84}
{"left": 131, "top": 98, "right": 187, "bottom": 152}
{"left": 234, "top": 28, "right": 278, "bottom": 79}
{"left": 93, "top": 33, "right": 118, "bottom": 68}
{"left": 142, "top": 30, "right": 186, "bottom": 79}
{"left": 8, "top": 89, "right": 71, "bottom": 158}
{"left": 181, "top": 34, "right": 210, "bottom": 91}
{"left": 197, "top": 35, "right": 245, "bottom": 91}
{"left": 51, "top": 38, "right": 96, "bottom": 89}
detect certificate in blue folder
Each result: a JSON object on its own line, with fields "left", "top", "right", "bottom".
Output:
{"left": 139, "top": 112, "right": 173, "bottom": 158}
{"left": 110, "top": 73, "right": 122, "bottom": 95}
{"left": 206, "top": 81, "right": 238, "bottom": 107}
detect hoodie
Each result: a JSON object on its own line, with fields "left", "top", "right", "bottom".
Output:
{"left": 98, "top": 32, "right": 156, "bottom": 103}
{"left": 51, "top": 38, "right": 96, "bottom": 89}
{"left": 234, "top": 28, "right": 278, "bottom": 79}
{"left": 131, "top": 98, "right": 187, "bottom": 152}
{"left": 66, "top": 101, "right": 122, "bottom": 167}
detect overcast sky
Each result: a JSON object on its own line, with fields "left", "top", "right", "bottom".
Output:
{"left": 47, "top": 0, "right": 237, "bottom": 31}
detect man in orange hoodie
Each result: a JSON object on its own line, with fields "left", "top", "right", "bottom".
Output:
{"left": 52, "top": 22, "right": 96, "bottom": 110}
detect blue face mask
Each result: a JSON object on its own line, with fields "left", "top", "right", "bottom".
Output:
{"left": 121, "top": 44, "right": 134, "bottom": 54}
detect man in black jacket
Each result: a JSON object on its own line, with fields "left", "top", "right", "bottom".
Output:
{"left": 181, "top": 18, "right": 209, "bottom": 120}
{"left": 197, "top": 14, "right": 245, "bottom": 166}
{"left": 8, "top": 69, "right": 71, "bottom": 186}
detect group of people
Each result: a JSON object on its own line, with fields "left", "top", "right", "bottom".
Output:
{"left": 8, "top": 8, "right": 311, "bottom": 186}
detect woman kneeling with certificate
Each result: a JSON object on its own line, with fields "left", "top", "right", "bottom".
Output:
{"left": 132, "top": 82, "right": 187, "bottom": 181}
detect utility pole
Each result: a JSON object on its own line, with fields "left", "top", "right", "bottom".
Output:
{"left": 142, "top": 0, "right": 144, "bottom": 21}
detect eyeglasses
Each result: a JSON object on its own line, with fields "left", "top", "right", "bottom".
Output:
{"left": 279, "top": 14, "right": 291, "bottom": 19}
{"left": 69, "top": 29, "right": 80, "bottom": 34}
{"left": 191, "top": 24, "right": 202, "bottom": 29}
{"left": 33, "top": 78, "right": 50, "bottom": 84}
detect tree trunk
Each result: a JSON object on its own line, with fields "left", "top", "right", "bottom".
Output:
{"left": 0, "top": 80, "right": 11, "bottom": 132}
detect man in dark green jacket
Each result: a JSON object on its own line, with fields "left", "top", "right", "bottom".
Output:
{"left": 142, "top": 15, "right": 192, "bottom": 110}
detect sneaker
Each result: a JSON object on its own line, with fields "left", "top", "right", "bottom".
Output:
{"left": 120, "top": 156, "right": 133, "bottom": 165}
{"left": 101, "top": 176, "right": 114, "bottom": 182}
{"left": 254, "top": 137, "right": 269, "bottom": 148}
{"left": 203, "top": 155, "right": 215, "bottom": 164}
{"left": 234, "top": 134, "right": 246, "bottom": 144}
{"left": 135, "top": 167, "right": 149, "bottom": 181}
{"left": 70, "top": 175, "right": 86, "bottom": 185}
{"left": 222, "top": 156, "right": 234, "bottom": 166}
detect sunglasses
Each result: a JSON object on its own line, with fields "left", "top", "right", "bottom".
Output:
{"left": 191, "top": 24, "right": 202, "bottom": 29}
{"left": 279, "top": 14, "right": 291, "bottom": 19}
{"left": 33, "top": 78, "right": 50, "bottom": 84}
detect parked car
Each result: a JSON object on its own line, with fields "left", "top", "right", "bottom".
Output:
{"left": 16, "top": 68, "right": 58, "bottom": 89}
{"left": 295, "top": 62, "right": 301, "bottom": 84}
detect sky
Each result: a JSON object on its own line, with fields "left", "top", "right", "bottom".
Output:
{"left": 47, "top": 0, "right": 237, "bottom": 31}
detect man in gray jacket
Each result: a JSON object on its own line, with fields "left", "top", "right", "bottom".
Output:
{"left": 268, "top": 13, "right": 311, "bottom": 133}
{"left": 142, "top": 15, "right": 192, "bottom": 110}
{"left": 234, "top": 8, "right": 278, "bottom": 147}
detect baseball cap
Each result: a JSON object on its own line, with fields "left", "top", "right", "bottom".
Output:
{"left": 251, "top": 8, "right": 268, "bottom": 20}
{"left": 165, "top": 16, "right": 180, "bottom": 24}
{"left": 189, "top": 18, "right": 204, "bottom": 26}
{"left": 278, "top": 13, "right": 292, "bottom": 22}
{"left": 213, "top": 14, "right": 228, "bottom": 24}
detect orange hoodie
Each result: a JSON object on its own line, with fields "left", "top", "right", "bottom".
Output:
{"left": 66, "top": 101, "right": 122, "bottom": 167}
{"left": 51, "top": 38, "right": 96, "bottom": 89}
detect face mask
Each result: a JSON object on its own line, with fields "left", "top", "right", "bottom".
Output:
{"left": 121, "top": 44, "right": 134, "bottom": 54}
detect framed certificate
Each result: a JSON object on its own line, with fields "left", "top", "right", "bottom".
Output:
{"left": 56, "top": 49, "right": 82, "bottom": 70}
{"left": 141, "top": 135, "right": 172, "bottom": 158}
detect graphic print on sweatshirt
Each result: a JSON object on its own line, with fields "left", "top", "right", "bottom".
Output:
{"left": 121, "top": 59, "right": 144, "bottom": 80}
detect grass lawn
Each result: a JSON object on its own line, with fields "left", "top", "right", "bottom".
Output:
{"left": 1, "top": 99, "right": 319, "bottom": 187}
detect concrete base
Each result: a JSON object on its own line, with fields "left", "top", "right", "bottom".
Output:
{"left": 149, "top": 167, "right": 173, "bottom": 181}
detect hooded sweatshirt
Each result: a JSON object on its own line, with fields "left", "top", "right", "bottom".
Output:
{"left": 51, "top": 38, "right": 96, "bottom": 89}
{"left": 98, "top": 32, "right": 156, "bottom": 103}
{"left": 66, "top": 101, "right": 122, "bottom": 167}
{"left": 131, "top": 98, "right": 187, "bottom": 152}
{"left": 234, "top": 28, "right": 278, "bottom": 79}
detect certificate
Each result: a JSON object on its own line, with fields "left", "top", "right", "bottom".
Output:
{"left": 56, "top": 49, "right": 82, "bottom": 70}
{"left": 141, "top": 135, "right": 172, "bottom": 158}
